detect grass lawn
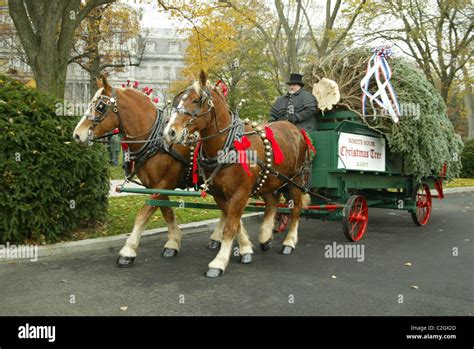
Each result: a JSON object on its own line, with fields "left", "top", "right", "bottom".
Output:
{"left": 444, "top": 178, "right": 474, "bottom": 188}
{"left": 66, "top": 194, "right": 222, "bottom": 242}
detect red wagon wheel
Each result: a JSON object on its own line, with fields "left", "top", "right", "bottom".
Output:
{"left": 342, "top": 195, "right": 368, "bottom": 242}
{"left": 411, "top": 183, "right": 432, "bottom": 226}
{"left": 273, "top": 212, "right": 290, "bottom": 233}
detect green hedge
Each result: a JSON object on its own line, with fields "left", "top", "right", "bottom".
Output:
{"left": 461, "top": 139, "right": 474, "bottom": 178}
{"left": 0, "top": 75, "right": 109, "bottom": 244}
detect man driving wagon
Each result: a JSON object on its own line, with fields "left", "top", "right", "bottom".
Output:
{"left": 269, "top": 73, "right": 319, "bottom": 192}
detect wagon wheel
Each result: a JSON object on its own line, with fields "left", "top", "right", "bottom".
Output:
{"left": 411, "top": 183, "right": 432, "bottom": 226}
{"left": 342, "top": 195, "right": 368, "bottom": 242}
{"left": 273, "top": 212, "right": 290, "bottom": 233}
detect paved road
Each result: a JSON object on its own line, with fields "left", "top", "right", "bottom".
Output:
{"left": 1, "top": 192, "right": 473, "bottom": 316}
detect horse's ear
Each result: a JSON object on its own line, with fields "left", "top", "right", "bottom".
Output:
{"left": 199, "top": 69, "right": 207, "bottom": 87}
{"left": 96, "top": 77, "right": 103, "bottom": 88}
{"left": 101, "top": 74, "right": 112, "bottom": 95}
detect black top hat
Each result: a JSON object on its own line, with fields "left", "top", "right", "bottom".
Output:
{"left": 286, "top": 73, "right": 304, "bottom": 86}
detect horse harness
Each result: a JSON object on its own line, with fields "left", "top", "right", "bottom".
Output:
{"left": 88, "top": 88, "right": 193, "bottom": 188}
{"left": 174, "top": 86, "right": 314, "bottom": 198}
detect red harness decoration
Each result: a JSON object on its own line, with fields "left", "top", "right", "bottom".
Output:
{"left": 233, "top": 136, "right": 252, "bottom": 177}
{"left": 192, "top": 141, "right": 202, "bottom": 185}
{"left": 265, "top": 126, "right": 284, "bottom": 165}
{"left": 301, "top": 129, "right": 316, "bottom": 154}
{"left": 215, "top": 79, "right": 228, "bottom": 97}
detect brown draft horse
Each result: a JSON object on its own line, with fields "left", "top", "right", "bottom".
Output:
{"left": 164, "top": 71, "right": 311, "bottom": 278}
{"left": 73, "top": 75, "right": 254, "bottom": 267}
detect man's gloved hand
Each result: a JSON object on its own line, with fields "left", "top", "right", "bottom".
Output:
{"left": 288, "top": 114, "right": 297, "bottom": 123}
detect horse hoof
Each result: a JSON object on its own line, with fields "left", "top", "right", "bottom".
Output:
{"left": 116, "top": 256, "right": 135, "bottom": 267}
{"left": 280, "top": 245, "right": 294, "bottom": 255}
{"left": 207, "top": 240, "right": 221, "bottom": 250}
{"left": 162, "top": 248, "right": 178, "bottom": 258}
{"left": 205, "top": 268, "right": 224, "bottom": 278}
{"left": 260, "top": 239, "right": 272, "bottom": 252}
{"left": 240, "top": 253, "right": 253, "bottom": 264}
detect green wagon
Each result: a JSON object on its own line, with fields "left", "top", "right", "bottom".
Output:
{"left": 117, "top": 110, "right": 445, "bottom": 242}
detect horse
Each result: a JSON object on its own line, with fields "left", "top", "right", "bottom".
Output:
{"left": 72, "top": 75, "right": 254, "bottom": 267}
{"left": 164, "top": 70, "right": 312, "bottom": 278}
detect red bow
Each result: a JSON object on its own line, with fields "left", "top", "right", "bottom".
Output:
{"left": 265, "top": 126, "right": 284, "bottom": 165}
{"left": 301, "top": 129, "right": 316, "bottom": 154}
{"left": 215, "top": 80, "right": 228, "bottom": 97}
{"left": 233, "top": 136, "right": 252, "bottom": 177}
{"left": 192, "top": 141, "right": 202, "bottom": 185}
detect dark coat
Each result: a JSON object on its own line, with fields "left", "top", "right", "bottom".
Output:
{"left": 269, "top": 88, "right": 318, "bottom": 132}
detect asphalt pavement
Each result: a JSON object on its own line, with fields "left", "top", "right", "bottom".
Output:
{"left": 0, "top": 192, "right": 472, "bottom": 316}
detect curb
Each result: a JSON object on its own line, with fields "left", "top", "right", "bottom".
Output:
{"left": 439, "top": 186, "right": 474, "bottom": 194}
{"left": 0, "top": 213, "right": 263, "bottom": 263}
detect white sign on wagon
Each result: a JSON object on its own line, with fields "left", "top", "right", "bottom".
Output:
{"left": 337, "top": 132, "right": 385, "bottom": 172}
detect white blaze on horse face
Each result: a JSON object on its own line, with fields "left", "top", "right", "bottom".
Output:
{"left": 85, "top": 87, "right": 104, "bottom": 117}
{"left": 72, "top": 115, "right": 87, "bottom": 143}
{"left": 164, "top": 111, "right": 178, "bottom": 144}
{"left": 164, "top": 96, "right": 185, "bottom": 144}
{"left": 73, "top": 87, "right": 104, "bottom": 144}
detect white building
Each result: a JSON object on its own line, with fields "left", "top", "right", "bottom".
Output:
{"left": 65, "top": 27, "right": 188, "bottom": 107}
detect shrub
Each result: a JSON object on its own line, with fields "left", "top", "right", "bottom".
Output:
{"left": 0, "top": 75, "right": 109, "bottom": 244}
{"left": 461, "top": 139, "right": 474, "bottom": 178}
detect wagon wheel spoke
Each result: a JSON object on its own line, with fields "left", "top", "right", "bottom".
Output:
{"left": 349, "top": 221, "right": 360, "bottom": 236}
{"left": 412, "top": 183, "right": 432, "bottom": 226}
{"left": 349, "top": 201, "right": 367, "bottom": 222}
{"left": 343, "top": 195, "right": 368, "bottom": 242}
{"left": 417, "top": 200, "right": 429, "bottom": 208}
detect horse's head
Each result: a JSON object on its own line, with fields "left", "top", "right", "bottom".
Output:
{"left": 164, "top": 70, "right": 215, "bottom": 144}
{"left": 73, "top": 75, "right": 120, "bottom": 146}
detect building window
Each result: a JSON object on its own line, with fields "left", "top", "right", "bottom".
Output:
{"left": 145, "top": 41, "right": 155, "bottom": 52}
{"left": 169, "top": 42, "right": 179, "bottom": 54}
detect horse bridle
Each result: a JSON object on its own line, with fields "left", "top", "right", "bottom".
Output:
{"left": 174, "top": 86, "right": 215, "bottom": 121}
{"left": 87, "top": 88, "right": 154, "bottom": 143}
{"left": 87, "top": 89, "right": 119, "bottom": 126}
{"left": 173, "top": 86, "right": 239, "bottom": 144}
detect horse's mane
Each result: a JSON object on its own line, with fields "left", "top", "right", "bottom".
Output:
{"left": 172, "top": 80, "right": 229, "bottom": 110}
{"left": 122, "top": 87, "right": 154, "bottom": 105}
{"left": 192, "top": 80, "right": 229, "bottom": 109}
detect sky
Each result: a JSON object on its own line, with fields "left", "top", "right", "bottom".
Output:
{"left": 120, "top": 0, "right": 324, "bottom": 30}
{"left": 119, "top": 0, "right": 188, "bottom": 29}
{"left": 118, "top": 0, "right": 410, "bottom": 58}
